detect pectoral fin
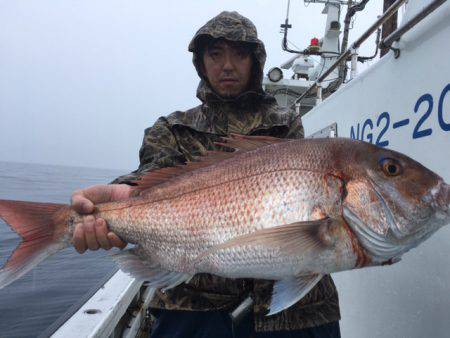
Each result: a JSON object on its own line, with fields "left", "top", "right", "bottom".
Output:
{"left": 269, "top": 273, "right": 323, "bottom": 315}
{"left": 196, "top": 218, "right": 334, "bottom": 265}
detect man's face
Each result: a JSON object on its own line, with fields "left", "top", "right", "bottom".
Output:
{"left": 202, "top": 40, "right": 253, "bottom": 98}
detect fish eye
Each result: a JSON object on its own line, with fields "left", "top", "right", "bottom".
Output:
{"left": 379, "top": 158, "right": 403, "bottom": 177}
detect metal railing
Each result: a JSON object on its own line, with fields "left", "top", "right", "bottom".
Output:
{"left": 380, "top": 0, "right": 447, "bottom": 55}
{"left": 293, "top": 0, "right": 409, "bottom": 108}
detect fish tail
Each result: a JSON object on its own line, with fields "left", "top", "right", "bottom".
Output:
{"left": 0, "top": 199, "right": 71, "bottom": 289}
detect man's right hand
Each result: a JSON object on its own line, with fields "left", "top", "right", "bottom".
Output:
{"left": 71, "top": 184, "right": 132, "bottom": 253}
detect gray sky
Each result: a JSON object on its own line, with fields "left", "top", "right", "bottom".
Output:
{"left": 0, "top": 0, "right": 383, "bottom": 172}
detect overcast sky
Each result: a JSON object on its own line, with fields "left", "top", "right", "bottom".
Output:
{"left": 0, "top": 0, "right": 384, "bottom": 172}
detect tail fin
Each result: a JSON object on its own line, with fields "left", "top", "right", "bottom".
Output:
{"left": 0, "top": 199, "right": 70, "bottom": 289}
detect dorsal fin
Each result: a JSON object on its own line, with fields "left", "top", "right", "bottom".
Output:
{"left": 130, "top": 134, "right": 290, "bottom": 195}
{"left": 217, "top": 133, "right": 290, "bottom": 152}
{"left": 129, "top": 152, "right": 236, "bottom": 195}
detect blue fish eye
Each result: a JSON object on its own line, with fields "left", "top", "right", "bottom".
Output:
{"left": 379, "top": 158, "right": 403, "bottom": 177}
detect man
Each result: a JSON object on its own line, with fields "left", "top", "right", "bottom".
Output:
{"left": 72, "top": 11, "right": 341, "bottom": 338}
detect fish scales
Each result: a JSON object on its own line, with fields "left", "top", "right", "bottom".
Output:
{"left": 98, "top": 170, "right": 343, "bottom": 275}
{"left": 92, "top": 139, "right": 354, "bottom": 279}
{"left": 1, "top": 136, "right": 448, "bottom": 315}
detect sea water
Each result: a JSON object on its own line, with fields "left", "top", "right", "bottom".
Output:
{"left": 0, "top": 161, "right": 127, "bottom": 337}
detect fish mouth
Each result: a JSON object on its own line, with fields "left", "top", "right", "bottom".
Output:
{"left": 431, "top": 182, "right": 450, "bottom": 224}
{"left": 436, "top": 182, "right": 449, "bottom": 210}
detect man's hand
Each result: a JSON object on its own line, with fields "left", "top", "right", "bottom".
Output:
{"left": 71, "top": 184, "right": 132, "bottom": 253}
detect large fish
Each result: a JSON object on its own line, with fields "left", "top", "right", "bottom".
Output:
{"left": 0, "top": 135, "right": 449, "bottom": 314}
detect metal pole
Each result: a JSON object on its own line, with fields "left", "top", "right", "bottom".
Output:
{"left": 293, "top": 0, "right": 408, "bottom": 106}
{"left": 339, "top": 0, "right": 355, "bottom": 83}
{"left": 316, "top": 82, "right": 323, "bottom": 104}
{"left": 351, "top": 0, "right": 407, "bottom": 49}
{"left": 230, "top": 296, "right": 253, "bottom": 323}
{"left": 295, "top": 102, "right": 301, "bottom": 115}
{"left": 381, "top": 0, "right": 398, "bottom": 56}
{"left": 381, "top": 0, "right": 447, "bottom": 50}
{"left": 350, "top": 48, "right": 359, "bottom": 80}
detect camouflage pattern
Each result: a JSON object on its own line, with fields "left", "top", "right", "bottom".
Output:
{"left": 189, "top": 11, "right": 267, "bottom": 104}
{"left": 113, "top": 11, "right": 340, "bottom": 332}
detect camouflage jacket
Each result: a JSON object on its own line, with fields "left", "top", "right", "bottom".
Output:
{"left": 113, "top": 11, "right": 340, "bottom": 332}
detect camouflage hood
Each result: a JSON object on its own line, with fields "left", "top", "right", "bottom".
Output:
{"left": 188, "top": 11, "right": 267, "bottom": 103}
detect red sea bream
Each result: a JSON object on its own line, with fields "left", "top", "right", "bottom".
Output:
{"left": 0, "top": 135, "right": 449, "bottom": 314}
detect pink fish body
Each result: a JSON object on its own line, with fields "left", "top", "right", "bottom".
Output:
{"left": 0, "top": 135, "right": 449, "bottom": 314}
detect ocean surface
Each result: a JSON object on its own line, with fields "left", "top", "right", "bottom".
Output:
{"left": 0, "top": 161, "right": 127, "bottom": 338}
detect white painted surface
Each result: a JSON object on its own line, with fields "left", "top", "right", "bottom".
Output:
{"left": 52, "top": 271, "right": 141, "bottom": 338}
{"left": 302, "top": 1, "right": 450, "bottom": 337}
{"left": 303, "top": 1, "right": 450, "bottom": 179}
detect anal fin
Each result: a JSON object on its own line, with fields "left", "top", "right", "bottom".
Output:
{"left": 111, "top": 248, "right": 191, "bottom": 290}
{"left": 268, "top": 273, "right": 323, "bottom": 316}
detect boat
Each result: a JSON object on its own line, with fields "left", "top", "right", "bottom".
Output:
{"left": 44, "top": 1, "right": 450, "bottom": 337}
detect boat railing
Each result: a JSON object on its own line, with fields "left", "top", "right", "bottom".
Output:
{"left": 293, "top": 0, "right": 446, "bottom": 109}
{"left": 380, "top": 0, "right": 447, "bottom": 54}
{"left": 48, "top": 270, "right": 153, "bottom": 338}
